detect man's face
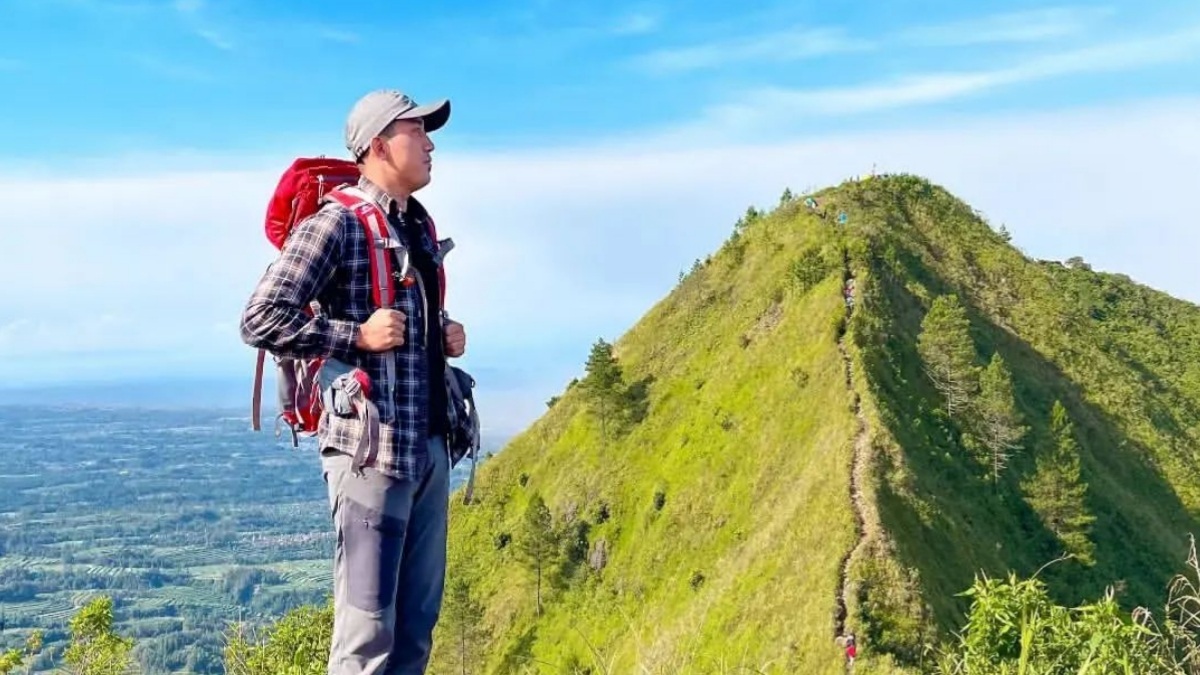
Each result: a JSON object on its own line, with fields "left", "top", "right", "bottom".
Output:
{"left": 371, "top": 118, "right": 434, "bottom": 192}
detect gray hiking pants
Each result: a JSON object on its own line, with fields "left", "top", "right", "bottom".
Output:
{"left": 320, "top": 436, "right": 450, "bottom": 675}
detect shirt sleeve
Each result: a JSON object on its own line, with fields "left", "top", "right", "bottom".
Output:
{"left": 239, "top": 206, "right": 360, "bottom": 362}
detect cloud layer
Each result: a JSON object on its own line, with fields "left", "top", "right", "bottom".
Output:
{"left": 684, "top": 23, "right": 1200, "bottom": 134}
{"left": 1, "top": 97, "right": 1197, "bottom": 432}
{"left": 897, "top": 6, "right": 1115, "bottom": 46}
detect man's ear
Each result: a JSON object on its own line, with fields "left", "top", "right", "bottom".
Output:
{"left": 369, "top": 136, "right": 387, "bottom": 161}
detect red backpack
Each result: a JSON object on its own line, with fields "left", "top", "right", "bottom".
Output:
{"left": 249, "top": 157, "right": 443, "bottom": 446}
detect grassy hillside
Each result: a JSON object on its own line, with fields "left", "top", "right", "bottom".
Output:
{"left": 207, "top": 174, "right": 1200, "bottom": 675}
{"left": 435, "top": 198, "right": 873, "bottom": 674}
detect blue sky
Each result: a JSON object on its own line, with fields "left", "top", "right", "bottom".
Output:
{"left": 2, "top": 0, "right": 1197, "bottom": 155}
{"left": 1, "top": 0, "right": 1198, "bottom": 435}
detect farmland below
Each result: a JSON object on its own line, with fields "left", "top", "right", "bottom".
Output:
{"left": 0, "top": 403, "right": 489, "bottom": 673}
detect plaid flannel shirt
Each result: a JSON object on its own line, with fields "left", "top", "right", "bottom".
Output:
{"left": 240, "top": 176, "right": 448, "bottom": 481}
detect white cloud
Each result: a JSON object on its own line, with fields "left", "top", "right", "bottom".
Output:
{"left": 129, "top": 54, "right": 214, "bottom": 82}
{"left": 194, "top": 28, "right": 234, "bottom": 51}
{"left": 899, "top": 6, "right": 1115, "bottom": 46}
{"left": 691, "top": 24, "right": 1200, "bottom": 129}
{"left": 624, "top": 5, "right": 1129, "bottom": 76}
{"left": 1, "top": 98, "right": 1198, "bottom": 428}
{"left": 632, "top": 26, "right": 873, "bottom": 74}
{"left": 171, "top": 0, "right": 235, "bottom": 51}
{"left": 314, "top": 27, "right": 360, "bottom": 43}
{"left": 612, "top": 12, "right": 660, "bottom": 36}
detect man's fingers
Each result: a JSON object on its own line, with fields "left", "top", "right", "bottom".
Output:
{"left": 444, "top": 330, "right": 465, "bottom": 356}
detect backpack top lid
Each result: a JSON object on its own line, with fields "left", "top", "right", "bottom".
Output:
{"left": 265, "top": 157, "right": 361, "bottom": 249}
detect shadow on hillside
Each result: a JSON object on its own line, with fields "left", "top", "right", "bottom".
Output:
{"left": 497, "top": 624, "right": 539, "bottom": 673}
{"left": 854, "top": 239, "right": 1200, "bottom": 660}
{"left": 1107, "top": 340, "right": 1200, "bottom": 443}
{"left": 625, "top": 375, "right": 655, "bottom": 426}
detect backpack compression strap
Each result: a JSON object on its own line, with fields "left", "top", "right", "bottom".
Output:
{"left": 252, "top": 347, "right": 266, "bottom": 431}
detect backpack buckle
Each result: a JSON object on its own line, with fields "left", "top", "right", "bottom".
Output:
{"left": 274, "top": 414, "right": 300, "bottom": 448}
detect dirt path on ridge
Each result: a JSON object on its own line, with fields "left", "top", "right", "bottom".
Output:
{"left": 833, "top": 280, "right": 871, "bottom": 670}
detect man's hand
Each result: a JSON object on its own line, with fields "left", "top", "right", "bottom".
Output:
{"left": 443, "top": 320, "right": 466, "bottom": 358}
{"left": 356, "top": 309, "right": 407, "bottom": 351}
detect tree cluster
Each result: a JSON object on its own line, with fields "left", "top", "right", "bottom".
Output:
{"left": 918, "top": 294, "right": 1027, "bottom": 482}
{"left": 917, "top": 293, "right": 1095, "bottom": 563}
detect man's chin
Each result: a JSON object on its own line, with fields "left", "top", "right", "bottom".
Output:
{"left": 408, "top": 171, "right": 432, "bottom": 193}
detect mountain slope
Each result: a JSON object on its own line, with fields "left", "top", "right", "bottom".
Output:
{"left": 438, "top": 199, "right": 868, "bottom": 674}
{"left": 427, "top": 174, "right": 1200, "bottom": 675}
{"left": 833, "top": 175, "right": 1200, "bottom": 661}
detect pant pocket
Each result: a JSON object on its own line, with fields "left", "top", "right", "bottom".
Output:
{"left": 340, "top": 496, "right": 405, "bottom": 613}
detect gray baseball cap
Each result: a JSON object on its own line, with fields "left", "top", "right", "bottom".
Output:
{"left": 344, "top": 89, "right": 451, "bottom": 159}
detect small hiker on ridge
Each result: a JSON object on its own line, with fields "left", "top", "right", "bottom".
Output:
{"left": 240, "top": 88, "right": 464, "bottom": 674}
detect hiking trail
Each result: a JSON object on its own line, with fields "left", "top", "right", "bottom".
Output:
{"left": 833, "top": 268, "right": 872, "bottom": 670}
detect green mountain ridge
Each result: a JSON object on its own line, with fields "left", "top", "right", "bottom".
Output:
{"left": 423, "top": 174, "right": 1199, "bottom": 674}
{"left": 13, "top": 174, "right": 1196, "bottom": 675}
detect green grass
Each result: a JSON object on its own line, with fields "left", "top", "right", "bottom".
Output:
{"left": 433, "top": 203, "right": 868, "bottom": 673}
{"left": 157, "top": 585, "right": 235, "bottom": 609}
{"left": 2, "top": 595, "right": 71, "bottom": 621}
{"left": 265, "top": 560, "right": 332, "bottom": 588}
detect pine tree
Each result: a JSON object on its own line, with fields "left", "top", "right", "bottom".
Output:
{"left": 581, "top": 338, "right": 627, "bottom": 451}
{"left": 789, "top": 246, "right": 828, "bottom": 293}
{"left": 917, "top": 294, "right": 979, "bottom": 416}
{"left": 1023, "top": 401, "right": 1097, "bottom": 565}
{"left": 972, "top": 353, "right": 1027, "bottom": 484}
{"left": 442, "top": 577, "right": 488, "bottom": 674}
{"left": 516, "top": 494, "right": 560, "bottom": 616}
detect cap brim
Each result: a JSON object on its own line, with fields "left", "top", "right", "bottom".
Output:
{"left": 398, "top": 99, "right": 450, "bottom": 132}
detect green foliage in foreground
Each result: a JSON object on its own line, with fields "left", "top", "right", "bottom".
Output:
{"left": 932, "top": 536, "right": 1200, "bottom": 674}
{"left": 223, "top": 603, "right": 332, "bottom": 675}
{"left": 0, "top": 596, "right": 134, "bottom": 675}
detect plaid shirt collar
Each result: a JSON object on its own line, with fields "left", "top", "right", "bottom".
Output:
{"left": 355, "top": 175, "right": 407, "bottom": 218}
{"left": 351, "top": 176, "right": 444, "bottom": 265}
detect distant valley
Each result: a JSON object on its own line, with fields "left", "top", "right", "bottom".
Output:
{"left": 0, "top": 404, "right": 504, "bottom": 673}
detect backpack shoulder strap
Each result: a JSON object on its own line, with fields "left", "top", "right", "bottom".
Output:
{"left": 326, "top": 187, "right": 395, "bottom": 310}
{"left": 404, "top": 197, "right": 450, "bottom": 308}
{"left": 324, "top": 186, "right": 402, "bottom": 428}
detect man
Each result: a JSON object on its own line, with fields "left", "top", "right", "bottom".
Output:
{"left": 240, "top": 88, "right": 465, "bottom": 674}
